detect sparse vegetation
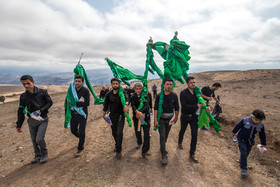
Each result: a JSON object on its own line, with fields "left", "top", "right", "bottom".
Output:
{"left": 0, "top": 95, "right": 5, "bottom": 103}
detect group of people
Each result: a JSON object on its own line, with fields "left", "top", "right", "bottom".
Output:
{"left": 16, "top": 74, "right": 267, "bottom": 177}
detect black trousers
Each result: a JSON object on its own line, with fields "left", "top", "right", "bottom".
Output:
{"left": 158, "top": 118, "right": 172, "bottom": 155}
{"left": 110, "top": 114, "right": 125, "bottom": 153}
{"left": 178, "top": 114, "right": 198, "bottom": 156}
{"left": 133, "top": 116, "right": 150, "bottom": 154}
{"left": 71, "top": 112, "right": 87, "bottom": 151}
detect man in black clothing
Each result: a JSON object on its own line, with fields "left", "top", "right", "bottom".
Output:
{"left": 201, "top": 83, "right": 221, "bottom": 106}
{"left": 201, "top": 83, "right": 221, "bottom": 130}
{"left": 103, "top": 78, "right": 129, "bottom": 159}
{"left": 99, "top": 85, "right": 109, "bottom": 99}
{"left": 70, "top": 75, "right": 90, "bottom": 157}
{"left": 130, "top": 82, "right": 152, "bottom": 157}
{"left": 16, "top": 75, "right": 53, "bottom": 164}
{"left": 178, "top": 76, "right": 210, "bottom": 163}
{"left": 152, "top": 84, "right": 157, "bottom": 99}
{"left": 154, "top": 78, "right": 179, "bottom": 165}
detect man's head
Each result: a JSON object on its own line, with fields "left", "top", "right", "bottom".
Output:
{"left": 111, "top": 78, "right": 120, "bottom": 90}
{"left": 102, "top": 85, "right": 106, "bottom": 90}
{"left": 186, "top": 76, "right": 196, "bottom": 90}
{"left": 251, "top": 109, "right": 266, "bottom": 124}
{"left": 212, "top": 82, "right": 222, "bottom": 91}
{"left": 133, "top": 82, "right": 143, "bottom": 95}
{"left": 163, "top": 78, "right": 173, "bottom": 92}
{"left": 74, "top": 75, "right": 84, "bottom": 90}
{"left": 20, "top": 75, "right": 35, "bottom": 93}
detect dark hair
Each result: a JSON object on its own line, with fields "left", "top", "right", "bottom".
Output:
{"left": 111, "top": 77, "right": 120, "bottom": 84}
{"left": 186, "top": 76, "right": 195, "bottom": 83}
{"left": 212, "top": 82, "right": 222, "bottom": 87}
{"left": 75, "top": 75, "right": 84, "bottom": 82}
{"left": 252, "top": 109, "right": 266, "bottom": 120}
{"left": 20, "top": 75, "right": 34, "bottom": 82}
{"left": 164, "top": 78, "right": 173, "bottom": 84}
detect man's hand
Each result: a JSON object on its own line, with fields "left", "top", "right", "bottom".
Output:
{"left": 197, "top": 104, "right": 203, "bottom": 109}
{"left": 206, "top": 106, "right": 211, "bottom": 113}
{"left": 36, "top": 110, "right": 41, "bottom": 116}
{"left": 154, "top": 120, "right": 158, "bottom": 129}
{"left": 104, "top": 57, "right": 108, "bottom": 60}
{"left": 16, "top": 128, "right": 22, "bottom": 133}
{"left": 136, "top": 111, "right": 144, "bottom": 119}
{"left": 218, "top": 131, "right": 224, "bottom": 137}
{"left": 123, "top": 105, "right": 129, "bottom": 113}
{"left": 207, "top": 97, "right": 212, "bottom": 101}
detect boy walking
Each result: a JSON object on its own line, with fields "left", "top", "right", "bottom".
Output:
{"left": 232, "top": 109, "right": 266, "bottom": 177}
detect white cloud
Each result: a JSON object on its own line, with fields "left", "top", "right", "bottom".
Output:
{"left": 0, "top": 0, "right": 279, "bottom": 73}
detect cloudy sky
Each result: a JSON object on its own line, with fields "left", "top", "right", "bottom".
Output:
{"left": 0, "top": 0, "right": 279, "bottom": 73}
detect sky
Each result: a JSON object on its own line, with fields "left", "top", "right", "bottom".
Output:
{"left": 0, "top": 0, "right": 280, "bottom": 73}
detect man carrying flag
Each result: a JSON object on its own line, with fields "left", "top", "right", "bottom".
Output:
{"left": 154, "top": 78, "right": 179, "bottom": 165}
{"left": 130, "top": 82, "right": 153, "bottom": 157}
{"left": 178, "top": 76, "right": 210, "bottom": 163}
{"left": 69, "top": 75, "right": 90, "bottom": 157}
{"left": 103, "top": 78, "right": 129, "bottom": 159}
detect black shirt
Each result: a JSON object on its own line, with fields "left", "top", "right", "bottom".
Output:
{"left": 75, "top": 86, "right": 90, "bottom": 115}
{"left": 180, "top": 88, "right": 198, "bottom": 115}
{"left": 103, "top": 90, "right": 128, "bottom": 115}
{"left": 154, "top": 92, "right": 179, "bottom": 113}
{"left": 201, "top": 86, "right": 215, "bottom": 101}
{"left": 100, "top": 89, "right": 109, "bottom": 99}
{"left": 17, "top": 86, "right": 53, "bottom": 128}
{"left": 130, "top": 92, "right": 152, "bottom": 116}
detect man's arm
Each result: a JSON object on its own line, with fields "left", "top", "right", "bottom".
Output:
{"left": 201, "top": 93, "right": 212, "bottom": 101}
{"left": 232, "top": 119, "right": 244, "bottom": 134}
{"left": 16, "top": 94, "right": 26, "bottom": 132}
{"left": 259, "top": 126, "right": 267, "bottom": 146}
{"left": 76, "top": 89, "right": 90, "bottom": 107}
{"left": 213, "top": 96, "right": 220, "bottom": 104}
{"left": 154, "top": 110, "right": 158, "bottom": 128}
{"left": 40, "top": 90, "right": 53, "bottom": 113}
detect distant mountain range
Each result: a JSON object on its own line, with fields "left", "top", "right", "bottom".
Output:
{"left": 0, "top": 67, "right": 158, "bottom": 85}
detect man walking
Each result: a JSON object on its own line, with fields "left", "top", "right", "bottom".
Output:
{"left": 103, "top": 78, "right": 129, "bottom": 159}
{"left": 178, "top": 76, "right": 210, "bottom": 163}
{"left": 200, "top": 83, "right": 221, "bottom": 130}
{"left": 130, "top": 82, "right": 152, "bottom": 157}
{"left": 16, "top": 75, "right": 53, "bottom": 164}
{"left": 99, "top": 85, "right": 109, "bottom": 99}
{"left": 154, "top": 78, "right": 179, "bottom": 165}
{"left": 201, "top": 83, "right": 221, "bottom": 106}
{"left": 69, "top": 75, "right": 90, "bottom": 157}
{"left": 152, "top": 84, "right": 157, "bottom": 99}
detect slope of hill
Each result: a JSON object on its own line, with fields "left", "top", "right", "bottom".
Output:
{"left": 0, "top": 69, "right": 279, "bottom": 186}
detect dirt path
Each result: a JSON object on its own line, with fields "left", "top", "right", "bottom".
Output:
{"left": 0, "top": 70, "right": 279, "bottom": 186}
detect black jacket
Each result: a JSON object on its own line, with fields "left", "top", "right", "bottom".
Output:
{"left": 16, "top": 86, "right": 53, "bottom": 128}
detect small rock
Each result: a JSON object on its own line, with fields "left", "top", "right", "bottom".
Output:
{"left": 106, "top": 155, "right": 110, "bottom": 159}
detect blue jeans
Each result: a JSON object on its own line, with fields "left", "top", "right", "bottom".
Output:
{"left": 237, "top": 137, "right": 252, "bottom": 170}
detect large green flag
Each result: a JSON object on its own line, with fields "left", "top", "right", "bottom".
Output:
{"left": 64, "top": 64, "right": 104, "bottom": 129}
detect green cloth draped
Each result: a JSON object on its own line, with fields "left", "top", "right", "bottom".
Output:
{"left": 150, "top": 34, "right": 221, "bottom": 132}
{"left": 194, "top": 86, "right": 222, "bottom": 132}
{"left": 150, "top": 35, "right": 191, "bottom": 130}
{"left": 64, "top": 64, "right": 104, "bottom": 128}
{"left": 106, "top": 58, "right": 138, "bottom": 127}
